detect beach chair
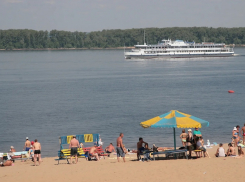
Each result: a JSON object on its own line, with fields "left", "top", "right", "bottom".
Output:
{"left": 152, "top": 149, "right": 188, "bottom": 160}
{"left": 55, "top": 148, "right": 85, "bottom": 164}
{"left": 138, "top": 150, "right": 153, "bottom": 162}
{"left": 194, "top": 150, "right": 202, "bottom": 157}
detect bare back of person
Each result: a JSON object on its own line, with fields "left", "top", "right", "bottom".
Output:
{"left": 25, "top": 140, "right": 31, "bottom": 148}
{"left": 107, "top": 145, "right": 115, "bottom": 152}
{"left": 33, "top": 142, "right": 41, "bottom": 150}
{"left": 33, "top": 140, "right": 42, "bottom": 166}
{"left": 70, "top": 138, "right": 79, "bottom": 148}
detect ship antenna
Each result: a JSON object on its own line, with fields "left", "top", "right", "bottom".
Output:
{"left": 144, "top": 30, "right": 146, "bottom": 45}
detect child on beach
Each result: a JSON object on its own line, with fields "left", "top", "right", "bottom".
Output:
{"left": 235, "top": 146, "right": 244, "bottom": 158}
{"left": 215, "top": 143, "right": 226, "bottom": 157}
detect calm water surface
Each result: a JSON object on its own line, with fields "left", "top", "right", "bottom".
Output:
{"left": 0, "top": 48, "right": 245, "bottom": 157}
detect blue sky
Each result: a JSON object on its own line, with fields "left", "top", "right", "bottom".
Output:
{"left": 0, "top": 0, "right": 244, "bottom": 32}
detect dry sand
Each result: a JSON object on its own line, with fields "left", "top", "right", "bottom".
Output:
{"left": 1, "top": 144, "right": 244, "bottom": 182}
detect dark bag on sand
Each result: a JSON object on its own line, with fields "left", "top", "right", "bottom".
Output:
{"left": 85, "top": 151, "right": 91, "bottom": 161}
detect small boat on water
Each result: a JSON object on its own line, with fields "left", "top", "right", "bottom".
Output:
{"left": 124, "top": 36, "right": 235, "bottom": 59}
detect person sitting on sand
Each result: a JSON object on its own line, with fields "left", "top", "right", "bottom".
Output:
{"left": 179, "top": 129, "right": 188, "bottom": 147}
{"left": 137, "top": 137, "right": 149, "bottom": 160}
{"left": 105, "top": 143, "right": 115, "bottom": 157}
{"left": 0, "top": 160, "right": 13, "bottom": 167}
{"left": 235, "top": 146, "right": 244, "bottom": 158}
{"left": 227, "top": 143, "right": 236, "bottom": 156}
{"left": 215, "top": 143, "right": 226, "bottom": 157}
{"left": 89, "top": 145, "right": 100, "bottom": 161}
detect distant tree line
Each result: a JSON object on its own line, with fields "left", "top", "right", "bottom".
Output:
{"left": 0, "top": 27, "right": 245, "bottom": 50}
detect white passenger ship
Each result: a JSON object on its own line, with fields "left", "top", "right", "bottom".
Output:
{"left": 124, "top": 39, "right": 234, "bottom": 59}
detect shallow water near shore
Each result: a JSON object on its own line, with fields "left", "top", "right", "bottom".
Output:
{"left": 0, "top": 48, "right": 245, "bottom": 157}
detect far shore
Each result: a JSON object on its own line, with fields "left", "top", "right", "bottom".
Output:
{"left": 0, "top": 45, "right": 245, "bottom": 51}
{"left": 0, "top": 47, "right": 134, "bottom": 51}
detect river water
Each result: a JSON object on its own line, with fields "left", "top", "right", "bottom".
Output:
{"left": 0, "top": 48, "right": 245, "bottom": 157}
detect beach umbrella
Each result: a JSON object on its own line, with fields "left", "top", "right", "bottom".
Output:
{"left": 140, "top": 110, "right": 209, "bottom": 150}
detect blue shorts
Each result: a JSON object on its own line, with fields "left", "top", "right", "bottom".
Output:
{"left": 25, "top": 147, "right": 30, "bottom": 151}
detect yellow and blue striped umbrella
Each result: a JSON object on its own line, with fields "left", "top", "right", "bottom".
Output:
{"left": 140, "top": 110, "right": 209, "bottom": 128}
{"left": 140, "top": 110, "right": 209, "bottom": 150}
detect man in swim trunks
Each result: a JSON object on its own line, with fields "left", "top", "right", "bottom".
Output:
{"left": 116, "top": 133, "right": 125, "bottom": 162}
{"left": 137, "top": 137, "right": 149, "bottom": 160}
{"left": 89, "top": 145, "right": 100, "bottom": 161}
{"left": 226, "top": 143, "right": 236, "bottom": 156}
{"left": 69, "top": 135, "right": 80, "bottom": 164}
{"left": 105, "top": 143, "right": 115, "bottom": 157}
{"left": 241, "top": 124, "right": 245, "bottom": 145}
{"left": 33, "top": 139, "right": 42, "bottom": 166}
{"left": 23, "top": 137, "right": 31, "bottom": 151}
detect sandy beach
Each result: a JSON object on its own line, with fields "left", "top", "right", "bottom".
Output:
{"left": 1, "top": 143, "right": 244, "bottom": 182}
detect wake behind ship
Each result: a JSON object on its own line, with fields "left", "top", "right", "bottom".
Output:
{"left": 124, "top": 39, "right": 235, "bottom": 59}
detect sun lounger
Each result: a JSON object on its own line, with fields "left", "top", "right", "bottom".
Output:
{"left": 55, "top": 148, "right": 85, "bottom": 164}
{"left": 152, "top": 149, "right": 188, "bottom": 160}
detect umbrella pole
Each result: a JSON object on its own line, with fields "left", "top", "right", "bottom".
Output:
{"left": 173, "top": 128, "right": 176, "bottom": 150}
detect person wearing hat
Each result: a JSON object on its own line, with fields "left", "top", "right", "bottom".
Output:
{"left": 10, "top": 146, "right": 16, "bottom": 152}
{"left": 232, "top": 127, "right": 239, "bottom": 147}
{"left": 69, "top": 135, "right": 80, "bottom": 164}
{"left": 193, "top": 127, "right": 202, "bottom": 137}
{"left": 23, "top": 137, "right": 31, "bottom": 151}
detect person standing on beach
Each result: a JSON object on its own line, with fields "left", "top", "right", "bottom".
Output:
{"left": 69, "top": 135, "right": 80, "bottom": 164}
{"left": 23, "top": 137, "right": 31, "bottom": 151}
{"left": 241, "top": 124, "right": 245, "bottom": 145}
{"left": 193, "top": 127, "right": 202, "bottom": 137}
{"left": 33, "top": 139, "right": 42, "bottom": 166}
{"left": 232, "top": 127, "right": 239, "bottom": 147}
{"left": 179, "top": 129, "right": 188, "bottom": 147}
{"left": 116, "top": 133, "right": 125, "bottom": 162}
{"left": 186, "top": 129, "right": 193, "bottom": 158}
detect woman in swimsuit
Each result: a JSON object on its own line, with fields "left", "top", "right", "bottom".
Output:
{"left": 179, "top": 129, "right": 188, "bottom": 147}
{"left": 232, "top": 128, "right": 239, "bottom": 147}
